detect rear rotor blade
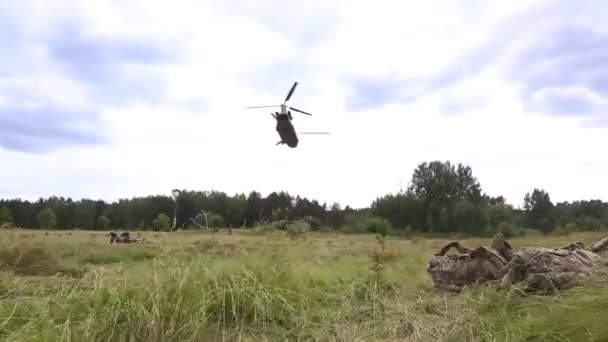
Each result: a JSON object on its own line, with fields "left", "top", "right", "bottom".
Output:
{"left": 289, "top": 106, "right": 312, "bottom": 116}
{"left": 245, "top": 105, "right": 280, "bottom": 109}
{"left": 298, "top": 132, "right": 331, "bottom": 134}
{"left": 284, "top": 82, "right": 298, "bottom": 103}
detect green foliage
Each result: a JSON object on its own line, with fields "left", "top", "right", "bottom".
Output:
{"left": 251, "top": 224, "right": 277, "bottom": 235}
{"left": 452, "top": 200, "right": 486, "bottom": 235}
{"left": 96, "top": 215, "right": 110, "bottom": 230}
{"left": 301, "top": 215, "right": 323, "bottom": 231}
{"left": 286, "top": 220, "right": 311, "bottom": 239}
{"left": 0, "top": 242, "right": 82, "bottom": 276}
{"left": 524, "top": 188, "right": 555, "bottom": 233}
{"left": 364, "top": 217, "right": 392, "bottom": 237}
{"left": 0, "top": 206, "right": 12, "bottom": 224}
{"left": 207, "top": 213, "right": 225, "bottom": 228}
{"left": 1, "top": 229, "right": 608, "bottom": 340}
{"left": 487, "top": 204, "right": 514, "bottom": 227}
{"left": 152, "top": 213, "right": 171, "bottom": 231}
{"left": 552, "top": 223, "right": 577, "bottom": 236}
{"left": 341, "top": 212, "right": 368, "bottom": 234}
{"left": 71, "top": 200, "right": 96, "bottom": 229}
{"left": 36, "top": 207, "right": 57, "bottom": 229}
{"left": 495, "top": 221, "right": 525, "bottom": 239}
{"left": 370, "top": 192, "right": 422, "bottom": 230}
{"left": 0, "top": 159, "right": 607, "bottom": 237}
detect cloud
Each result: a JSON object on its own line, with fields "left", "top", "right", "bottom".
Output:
{"left": 0, "top": 1, "right": 188, "bottom": 153}
{"left": 0, "top": 104, "right": 105, "bottom": 153}
{"left": 526, "top": 86, "right": 606, "bottom": 116}
{"left": 331, "top": 0, "right": 608, "bottom": 121}
{"left": 1, "top": 0, "right": 608, "bottom": 210}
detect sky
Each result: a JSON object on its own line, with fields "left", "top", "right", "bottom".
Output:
{"left": 1, "top": 0, "right": 607, "bottom": 209}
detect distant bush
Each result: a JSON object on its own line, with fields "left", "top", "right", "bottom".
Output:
{"left": 575, "top": 215, "right": 602, "bottom": 231}
{"left": 0, "top": 243, "right": 82, "bottom": 277}
{"left": 496, "top": 221, "right": 521, "bottom": 239}
{"left": 552, "top": 223, "right": 577, "bottom": 236}
{"left": 286, "top": 220, "right": 311, "bottom": 240}
{"left": 36, "top": 207, "right": 56, "bottom": 229}
{"left": 252, "top": 224, "right": 276, "bottom": 235}
{"left": 301, "top": 216, "right": 323, "bottom": 231}
{"left": 0, "top": 206, "right": 12, "bottom": 224}
{"left": 153, "top": 213, "right": 171, "bottom": 231}
{"left": 0, "top": 223, "right": 15, "bottom": 229}
{"left": 207, "top": 213, "right": 225, "bottom": 228}
{"left": 96, "top": 215, "right": 110, "bottom": 230}
{"left": 364, "top": 217, "right": 392, "bottom": 237}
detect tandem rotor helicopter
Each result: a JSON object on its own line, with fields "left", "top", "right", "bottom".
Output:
{"left": 245, "top": 81, "right": 330, "bottom": 148}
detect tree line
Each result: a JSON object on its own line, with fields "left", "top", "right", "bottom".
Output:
{"left": 1, "top": 160, "right": 607, "bottom": 236}
{"left": 0, "top": 190, "right": 353, "bottom": 231}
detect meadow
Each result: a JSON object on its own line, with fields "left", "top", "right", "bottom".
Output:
{"left": 1, "top": 228, "right": 607, "bottom": 341}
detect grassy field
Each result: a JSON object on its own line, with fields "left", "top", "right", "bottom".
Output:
{"left": 1, "top": 228, "right": 608, "bottom": 341}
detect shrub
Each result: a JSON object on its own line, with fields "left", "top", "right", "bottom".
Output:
{"left": 496, "top": 222, "right": 517, "bottom": 239}
{"left": 286, "top": 220, "right": 311, "bottom": 240}
{"left": 252, "top": 224, "right": 276, "bottom": 235}
{"left": 364, "top": 217, "right": 392, "bottom": 237}
{"left": 97, "top": 215, "right": 111, "bottom": 230}
{"left": 36, "top": 208, "right": 57, "bottom": 229}
{"left": 153, "top": 213, "right": 171, "bottom": 231}
{"left": 0, "top": 243, "right": 82, "bottom": 277}
{"left": 301, "top": 216, "right": 323, "bottom": 231}
{"left": 552, "top": 223, "right": 577, "bottom": 236}
{"left": 207, "top": 213, "right": 225, "bottom": 228}
{"left": 0, "top": 206, "right": 12, "bottom": 224}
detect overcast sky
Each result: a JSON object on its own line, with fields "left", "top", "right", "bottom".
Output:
{"left": 1, "top": 0, "right": 607, "bottom": 209}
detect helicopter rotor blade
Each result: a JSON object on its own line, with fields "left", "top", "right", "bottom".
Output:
{"left": 298, "top": 132, "right": 331, "bottom": 135}
{"left": 284, "top": 82, "right": 298, "bottom": 103}
{"left": 245, "top": 105, "right": 280, "bottom": 109}
{"left": 289, "top": 106, "right": 312, "bottom": 116}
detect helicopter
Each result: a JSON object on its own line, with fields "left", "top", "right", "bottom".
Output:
{"left": 245, "top": 82, "right": 330, "bottom": 148}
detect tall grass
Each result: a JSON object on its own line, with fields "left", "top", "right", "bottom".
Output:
{"left": 0, "top": 229, "right": 607, "bottom": 341}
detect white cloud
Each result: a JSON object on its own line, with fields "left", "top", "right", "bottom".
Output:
{"left": 1, "top": 0, "right": 607, "bottom": 209}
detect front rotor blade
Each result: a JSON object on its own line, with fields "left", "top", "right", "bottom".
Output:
{"left": 289, "top": 106, "right": 312, "bottom": 116}
{"left": 245, "top": 105, "right": 280, "bottom": 109}
{"left": 284, "top": 82, "right": 298, "bottom": 103}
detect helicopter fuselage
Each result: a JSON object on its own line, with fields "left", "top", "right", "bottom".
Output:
{"left": 275, "top": 113, "right": 298, "bottom": 148}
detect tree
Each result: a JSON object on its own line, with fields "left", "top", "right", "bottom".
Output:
{"left": 408, "top": 161, "right": 482, "bottom": 205}
{"left": 523, "top": 188, "right": 555, "bottom": 233}
{"left": 452, "top": 200, "right": 486, "bottom": 235}
{"left": 364, "top": 217, "right": 392, "bottom": 237}
{"left": 72, "top": 200, "right": 96, "bottom": 229}
{"left": 325, "top": 202, "right": 345, "bottom": 228}
{"left": 438, "top": 206, "right": 449, "bottom": 232}
{"left": 97, "top": 215, "right": 111, "bottom": 230}
{"left": 37, "top": 208, "right": 57, "bottom": 229}
{"left": 370, "top": 193, "right": 423, "bottom": 230}
{"left": 486, "top": 204, "right": 514, "bottom": 229}
{"left": 406, "top": 160, "right": 484, "bottom": 233}
{"left": 152, "top": 213, "right": 171, "bottom": 231}
{"left": 207, "top": 213, "right": 225, "bottom": 228}
{"left": 0, "top": 206, "right": 13, "bottom": 224}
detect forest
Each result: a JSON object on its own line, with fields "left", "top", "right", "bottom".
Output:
{"left": 1, "top": 160, "right": 607, "bottom": 237}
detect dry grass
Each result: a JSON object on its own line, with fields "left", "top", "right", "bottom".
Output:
{"left": 0, "top": 228, "right": 607, "bottom": 341}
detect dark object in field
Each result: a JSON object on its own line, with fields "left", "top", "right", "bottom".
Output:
{"left": 427, "top": 234, "right": 608, "bottom": 294}
{"left": 244, "top": 81, "right": 329, "bottom": 148}
{"left": 109, "top": 231, "right": 145, "bottom": 244}
{"left": 497, "top": 242, "right": 602, "bottom": 294}
{"left": 426, "top": 235, "right": 511, "bottom": 293}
